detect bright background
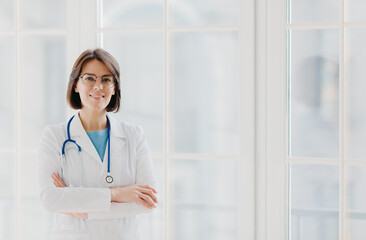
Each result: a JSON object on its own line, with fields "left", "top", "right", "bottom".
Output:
{"left": 0, "top": 0, "right": 247, "bottom": 239}
{"left": 4, "top": 0, "right": 365, "bottom": 240}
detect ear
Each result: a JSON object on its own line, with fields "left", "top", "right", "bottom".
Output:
{"left": 74, "top": 85, "right": 79, "bottom": 93}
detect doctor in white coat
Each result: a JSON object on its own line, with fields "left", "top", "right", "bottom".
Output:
{"left": 38, "top": 48, "right": 158, "bottom": 240}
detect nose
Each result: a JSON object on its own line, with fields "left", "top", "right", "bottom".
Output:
{"left": 93, "top": 79, "right": 104, "bottom": 90}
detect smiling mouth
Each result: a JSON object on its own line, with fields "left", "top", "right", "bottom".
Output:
{"left": 89, "top": 94, "right": 104, "bottom": 98}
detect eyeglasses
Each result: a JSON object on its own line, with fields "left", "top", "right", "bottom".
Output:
{"left": 79, "top": 73, "right": 115, "bottom": 88}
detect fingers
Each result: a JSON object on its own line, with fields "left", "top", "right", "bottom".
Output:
{"left": 138, "top": 193, "right": 156, "bottom": 209}
{"left": 139, "top": 188, "right": 158, "bottom": 204}
{"left": 136, "top": 197, "right": 153, "bottom": 209}
{"left": 52, "top": 172, "right": 66, "bottom": 188}
{"left": 60, "top": 212, "right": 88, "bottom": 219}
{"left": 137, "top": 184, "right": 158, "bottom": 194}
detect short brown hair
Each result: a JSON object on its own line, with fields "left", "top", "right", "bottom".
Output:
{"left": 67, "top": 48, "right": 121, "bottom": 112}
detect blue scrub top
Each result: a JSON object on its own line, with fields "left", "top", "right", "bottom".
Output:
{"left": 86, "top": 128, "right": 108, "bottom": 162}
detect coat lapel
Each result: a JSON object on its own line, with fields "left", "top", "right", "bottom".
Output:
{"left": 69, "top": 113, "right": 127, "bottom": 165}
{"left": 69, "top": 113, "right": 102, "bottom": 164}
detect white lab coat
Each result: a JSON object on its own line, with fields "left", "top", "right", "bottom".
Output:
{"left": 38, "top": 113, "right": 158, "bottom": 240}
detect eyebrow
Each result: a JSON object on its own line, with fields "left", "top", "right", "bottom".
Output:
{"left": 85, "top": 72, "right": 114, "bottom": 77}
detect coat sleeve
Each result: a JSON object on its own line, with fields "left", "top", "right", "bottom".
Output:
{"left": 38, "top": 126, "right": 112, "bottom": 213}
{"left": 88, "top": 125, "right": 159, "bottom": 220}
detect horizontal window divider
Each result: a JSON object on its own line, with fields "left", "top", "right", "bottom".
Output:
{"left": 0, "top": 148, "right": 16, "bottom": 153}
{"left": 98, "top": 26, "right": 239, "bottom": 33}
{"left": 286, "top": 157, "right": 340, "bottom": 165}
{"left": 286, "top": 22, "right": 366, "bottom": 30}
{"left": 16, "top": 149, "right": 38, "bottom": 155}
{"left": 18, "top": 29, "right": 67, "bottom": 35}
{"left": 151, "top": 152, "right": 238, "bottom": 161}
{"left": 285, "top": 23, "right": 341, "bottom": 30}
{"left": 0, "top": 31, "right": 15, "bottom": 36}
{"left": 342, "top": 159, "right": 366, "bottom": 165}
{"left": 173, "top": 201, "right": 238, "bottom": 209}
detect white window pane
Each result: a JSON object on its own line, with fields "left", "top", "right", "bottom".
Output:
{"left": 20, "top": 153, "right": 38, "bottom": 198}
{"left": 289, "top": 29, "right": 339, "bottom": 158}
{"left": 291, "top": 164, "right": 339, "bottom": 240}
{"left": 169, "top": 0, "right": 238, "bottom": 26}
{"left": 0, "top": 0, "right": 14, "bottom": 30}
{"left": 140, "top": 158, "right": 164, "bottom": 240}
{"left": 172, "top": 32, "right": 239, "bottom": 155}
{"left": 19, "top": 36, "right": 67, "bottom": 149}
{"left": 0, "top": 37, "right": 16, "bottom": 149}
{"left": 346, "top": 166, "right": 366, "bottom": 240}
{"left": 172, "top": 159, "right": 238, "bottom": 240}
{"left": 20, "top": 153, "right": 53, "bottom": 239}
{"left": 103, "top": 33, "right": 164, "bottom": 152}
{"left": 22, "top": 0, "right": 66, "bottom": 29}
{"left": 102, "top": 0, "right": 163, "bottom": 27}
{"left": 0, "top": 154, "right": 15, "bottom": 197}
{"left": 0, "top": 199, "right": 15, "bottom": 240}
{"left": 0, "top": 153, "right": 15, "bottom": 240}
{"left": 288, "top": 0, "right": 339, "bottom": 23}
{"left": 349, "top": 0, "right": 366, "bottom": 22}
{"left": 20, "top": 198, "right": 53, "bottom": 240}
{"left": 346, "top": 29, "right": 366, "bottom": 160}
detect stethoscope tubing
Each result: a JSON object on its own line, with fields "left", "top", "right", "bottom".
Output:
{"left": 61, "top": 114, "right": 113, "bottom": 185}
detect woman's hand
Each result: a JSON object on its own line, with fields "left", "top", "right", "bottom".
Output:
{"left": 51, "top": 172, "right": 88, "bottom": 219}
{"left": 110, "top": 185, "right": 158, "bottom": 209}
{"left": 52, "top": 172, "right": 66, "bottom": 188}
{"left": 60, "top": 212, "right": 88, "bottom": 219}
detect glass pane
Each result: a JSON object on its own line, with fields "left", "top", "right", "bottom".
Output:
{"left": 0, "top": 153, "right": 15, "bottom": 240}
{"left": 0, "top": 153, "right": 15, "bottom": 197}
{"left": 169, "top": 0, "right": 238, "bottom": 26}
{"left": 288, "top": 0, "right": 339, "bottom": 23}
{"left": 20, "top": 153, "right": 53, "bottom": 239}
{"left": 20, "top": 198, "right": 53, "bottom": 240}
{"left": 102, "top": 0, "right": 163, "bottom": 27}
{"left": 103, "top": 33, "right": 164, "bottom": 152}
{"left": 349, "top": 0, "right": 366, "bottom": 22}
{"left": 172, "top": 159, "right": 238, "bottom": 240}
{"left": 140, "top": 158, "right": 164, "bottom": 240}
{"left": 0, "top": 199, "right": 15, "bottom": 240}
{"left": 0, "top": 37, "right": 16, "bottom": 149}
{"left": 346, "top": 165, "right": 366, "bottom": 240}
{"left": 346, "top": 29, "right": 366, "bottom": 160}
{"left": 291, "top": 164, "right": 339, "bottom": 240}
{"left": 0, "top": 0, "right": 14, "bottom": 30}
{"left": 172, "top": 32, "right": 239, "bottom": 155}
{"left": 19, "top": 36, "right": 67, "bottom": 149}
{"left": 289, "top": 29, "right": 339, "bottom": 158}
{"left": 22, "top": 0, "right": 66, "bottom": 29}
{"left": 20, "top": 153, "right": 38, "bottom": 198}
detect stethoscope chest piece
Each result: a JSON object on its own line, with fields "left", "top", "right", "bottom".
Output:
{"left": 105, "top": 175, "right": 113, "bottom": 184}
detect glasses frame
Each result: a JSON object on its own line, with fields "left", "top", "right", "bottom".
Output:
{"left": 79, "top": 73, "right": 116, "bottom": 88}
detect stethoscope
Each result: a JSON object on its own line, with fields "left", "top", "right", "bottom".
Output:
{"left": 60, "top": 114, "right": 113, "bottom": 186}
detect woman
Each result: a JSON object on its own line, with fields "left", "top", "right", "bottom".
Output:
{"left": 38, "top": 48, "right": 158, "bottom": 240}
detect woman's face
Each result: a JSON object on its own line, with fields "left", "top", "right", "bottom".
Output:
{"left": 75, "top": 59, "right": 115, "bottom": 112}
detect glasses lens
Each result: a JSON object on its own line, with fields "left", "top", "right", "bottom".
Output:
{"left": 102, "top": 76, "right": 115, "bottom": 87}
{"left": 82, "top": 74, "right": 96, "bottom": 86}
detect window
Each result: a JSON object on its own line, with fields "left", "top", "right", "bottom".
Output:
{"left": 0, "top": 0, "right": 254, "bottom": 239}
{"left": 263, "top": 1, "right": 366, "bottom": 240}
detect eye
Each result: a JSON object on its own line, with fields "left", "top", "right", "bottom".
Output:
{"left": 85, "top": 77, "right": 94, "bottom": 81}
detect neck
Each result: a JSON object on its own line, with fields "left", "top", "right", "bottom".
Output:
{"left": 79, "top": 109, "right": 108, "bottom": 132}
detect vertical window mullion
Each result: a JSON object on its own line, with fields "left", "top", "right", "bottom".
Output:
{"left": 15, "top": 0, "right": 20, "bottom": 238}
{"left": 339, "top": 0, "right": 346, "bottom": 239}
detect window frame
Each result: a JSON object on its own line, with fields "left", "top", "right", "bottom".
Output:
{"left": 79, "top": 0, "right": 257, "bottom": 239}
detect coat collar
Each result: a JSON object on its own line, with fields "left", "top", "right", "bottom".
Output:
{"left": 67, "top": 112, "right": 126, "bottom": 164}
{"left": 69, "top": 112, "right": 126, "bottom": 139}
